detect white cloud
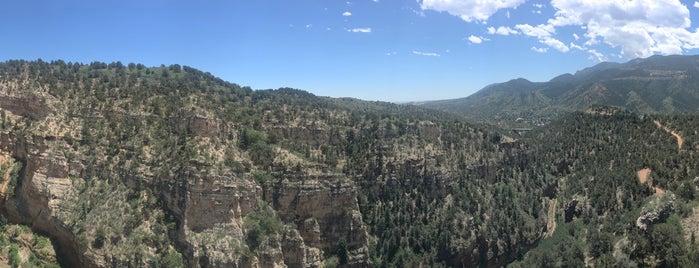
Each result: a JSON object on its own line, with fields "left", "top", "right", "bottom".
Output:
{"left": 343, "top": 11, "right": 352, "bottom": 16}
{"left": 487, "top": 26, "right": 518, "bottom": 35}
{"left": 305, "top": 24, "right": 312, "bottom": 28}
{"left": 542, "top": 37, "right": 569, "bottom": 52}
{"left": 515, "top": 23, "right": 569, "bottom": 52}
{"left": 531, "top": 47, "right": 548, "bottom": 53}
{"left": 412, "top": 50, "right": 441, "bottom": 57}
{"left": 570, "top": 43, "right": 584, "bottom": 50}
{"left": 385, "top": 51, "right": 397, "bottom": 56}
{"left": 515, "top": 24, "right": 554, "bottom": 39}
{"left": 547, "top": 0, "right": 699, "bottom": 58}
{"left": 422, "top": 0, "right": 699, "bottom": 60}
{"left": 419, "top": 0, "right": 526, "bottom": 22}
{"left": 468, "top": 35, "right": 485, "bottom": 44}
{"left": 571, "top": 42, "right": 608, "bottom": 61}
{"left": 348, "top": 27, "right": 372, "bottom": 33}
{"left": 586, "top": 49, "right": 607, "bottom": 61}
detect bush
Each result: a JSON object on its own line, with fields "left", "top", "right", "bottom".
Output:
{"left": 244, "top": 202, "right": 282, "bottom": 251}
{"left": 9, "top": 244, "right": 20, "bottom": 267}
{"left": 161, "top": 248, "right": 186, "bottom": 268}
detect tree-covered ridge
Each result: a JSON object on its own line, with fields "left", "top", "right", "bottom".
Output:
{"left": 421, "top": 55, "right": 699, "bottom": 128}
{"left": 513, "top": 110, "right": 699, "bottom": 267}
{"left": 0, "top": 59, "right": 698, "bottom": 267}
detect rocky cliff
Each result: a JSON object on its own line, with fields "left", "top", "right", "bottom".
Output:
{"left": 0, "top": 61, "right": 377, "bottom": 267}
{"left": 0, "top": 60, "right": 554, "bottom": 267}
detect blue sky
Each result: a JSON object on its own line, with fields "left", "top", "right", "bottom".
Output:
{"left": 3, "top": 0, "right": 699, "bottom": 102}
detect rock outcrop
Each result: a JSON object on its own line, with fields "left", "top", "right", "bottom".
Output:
{"left": 636, "top": 192, "right": 676, "bottom": 231}
{"left": 264, "top": 174, "right": 370, "bottom": 267}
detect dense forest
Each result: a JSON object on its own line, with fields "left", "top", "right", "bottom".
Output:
{"left": 0, "top": 59, "right": 697, "bottom": 267}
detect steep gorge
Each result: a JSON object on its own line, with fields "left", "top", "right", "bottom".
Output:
{"left": 6, "top": 60, "right": 698, "bottom": 267}
{"left": 0, "top": 60, "right": 556, "bottom": 267}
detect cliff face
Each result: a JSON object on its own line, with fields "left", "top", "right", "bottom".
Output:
{"left": 0, "top": 60, "right": 555, "bottom": 267}
{"left": 0, "top": 124, "right": 369, "bottom": 267}
{"left": 0, "top": 62, "right": 375, "bottom": 267}
{"left": 263, "top": 175, "right": 370, "bottom": 266}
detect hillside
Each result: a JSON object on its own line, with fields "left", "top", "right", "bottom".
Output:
{"left": 421, "top": 55, "right": 699, "bottom": 128}
{"left": 0, "top": 60, "right": 552, "bottom": 267}
{"left": 0, "top": 60, "right": 697, "bottom": 268}
{"left": 513, "top": 108, "right": 699, "bottom": 267}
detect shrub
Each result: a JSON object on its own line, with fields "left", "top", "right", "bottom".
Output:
{"left": 243, "top": 202, "right": 282, "bottom": 251}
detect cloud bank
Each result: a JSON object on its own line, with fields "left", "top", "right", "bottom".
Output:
{"left": 419, "top": 0, "right": 699, "bottom": 60}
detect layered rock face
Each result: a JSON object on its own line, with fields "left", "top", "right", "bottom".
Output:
{"left": 264, "top": 175, "right": 370, "bottom": 266}
{"left": 0, "top": 62, "right": 373, "bottom": 267}
{"left": 0, "top": 126, "right": 371, "bottom": 267}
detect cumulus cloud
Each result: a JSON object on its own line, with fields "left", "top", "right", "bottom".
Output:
{"left": 348, "top": 27, "right": 371, "bottom": 33}
{"left": 419, "top": 0, "right": 526, "bottom": 22}
{"left": 468, "top": 35, "right": 487, "bottom": 44}
{"left": 542, "top": 37, "right": 569, "bottom": 52}
{"left": 412, "top": 50, "right": 441, "bottom": 57}
{"left": 516, "top": 24, "right": 554, "bottom": 39}
{"left": 515, "top": 23, "right": 570, "bottom": 52}
{"left": 423, "top": 0, "right": 699, "bottom": 60}
{"left": 343, "top": 11, "right": 352, "bottom": 16}
{"left": 487, "top": 26, "right": 518, "bottom": 35}
{"left": 547, "top": 0, "right": 699, "bottom": 58}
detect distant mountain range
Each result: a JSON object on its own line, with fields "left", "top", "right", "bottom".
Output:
{"left": 420, "top": 55, "right": 699, "bottom": 127}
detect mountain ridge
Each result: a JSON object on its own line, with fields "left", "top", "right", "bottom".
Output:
{"left": 420, "top": 54, "right": 699, "bottom": 127}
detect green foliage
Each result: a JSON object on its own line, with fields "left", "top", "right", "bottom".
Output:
{"left": 244, "top": 202, "right": 283, "bottom": 251}
{"left": 8, "top": 244, "right": 20, "bottom": 268}
{"left": 337, "top": 237, "right": 348, "bottom": 265}
{"left": 160, "top": 248, "right": 186, "bottom": 268}
{"left": 323, "top": 256, "right": 339, "bottom": 268}
{"left": 93, "top": 226, "right": 106, "bottom": 249}
{"left": 253, "top": 171, "right": 271, "bottom": 184}
{"left": 239, "top": 128, "right": 266, "bottom": 150}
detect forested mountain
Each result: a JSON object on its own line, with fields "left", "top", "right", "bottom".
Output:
{"left": 0, "top": 60, "right": 697, "bottom": 268}
{"left": 421, "top": 55, "right": 699, "bottom": 128}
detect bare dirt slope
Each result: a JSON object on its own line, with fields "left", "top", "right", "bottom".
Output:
{"left": 637, "top": 168, "right": 664, "bottom": 195}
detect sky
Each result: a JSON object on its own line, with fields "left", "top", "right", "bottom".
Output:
{"left": 3, "top": 0, "right": 699, "bottom": 102}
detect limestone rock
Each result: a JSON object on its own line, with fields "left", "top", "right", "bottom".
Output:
{"left": 636, "top": 192, "right": 676, "bottom": 231}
